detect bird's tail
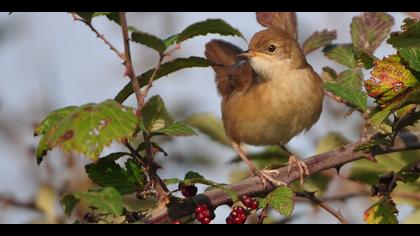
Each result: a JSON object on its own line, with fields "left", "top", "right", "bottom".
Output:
{"left": 205, "top": 40, "right": 243, "bottom": 96}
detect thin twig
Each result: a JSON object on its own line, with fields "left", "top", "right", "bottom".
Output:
{"left": 70, "top": 13, "right": 124, "bottom": 60}
{"left": 295, "top": 191, "right": 349, "bottom": 224}
{"left": 124, "top": 143, "right": 146, "bottom": 166}
{"left": 118, "top": 12, "right": 143, "bottom": 112}
{"left": 258, "top": 205, "right": 269, "bottom": 224}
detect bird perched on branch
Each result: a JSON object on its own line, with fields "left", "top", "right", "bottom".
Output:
{"left": 204, "top": 12, "right": 324, "bottom": 187}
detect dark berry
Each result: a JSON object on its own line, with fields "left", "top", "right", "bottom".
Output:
{"left": 201, "top": 217, "right": 211, "bottom": 224}
{"left": 226, "top": 216, "right": 234, "bottom": 224}
{"left": 202, "top": 209, "right": 212, "bottom": 218}
{"left": 232, "top": 206, "right": 246, "bottom": 214}
{"left": 180, "top": 184, "right": 198, "bottom": 198}
{"left": 250, "top": 200, "right": 259, "bottom": 210}
{"left": 241, "top": 195, "right": 252, "bottom": 206}
{"left": 196, "top": 212, "right": 205, "bottom": 222}
{"left": 195, "top": 204, "right": 208, "bottom": 214}
{"left": 232, "top": 216, "right": 245, "bottom": 224}
{"left": 171, "top": 220, "right": 182, "bottom": 224}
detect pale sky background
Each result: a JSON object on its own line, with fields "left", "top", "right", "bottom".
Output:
{"left": 0, "top": 12, "right": 410, "bottom": 223}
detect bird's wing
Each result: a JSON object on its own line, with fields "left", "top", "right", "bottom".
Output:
{"left": 205, "top": 40, "right": 255, "bottom": 97}
{"left": 256, "top": 12, "right": 298, "bottom": 40}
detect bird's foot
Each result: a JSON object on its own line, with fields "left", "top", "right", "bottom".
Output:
{"left": 287, "top": 155, "right": 309, "bottom": 189}
{"left": 250, "top": 168, "right": 287, "bottom": 187}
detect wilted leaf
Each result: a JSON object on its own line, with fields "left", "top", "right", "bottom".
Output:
{"left": 351, "top": 12, "right": 394, "bottom": 55}
{"left": 131, "top": 28, "right": 167, "bottom": 53}
{"left": 35, "top": 100, "right": 138, "bottom": 163}
{"left": 85, "top": 157, "right": 146, "bottom": 195}
{"left": 260, "top": 186, "right": 294, "bottom": 217}
{"left": 184, "top": 113, "right": 230, "bottom": 147}
{"left": 176, "top": 19, "right": 244, "bottom": 43}
{"left": 302, "top": 29, "right": 337, "bottom": 55}
{"left": 323, "top": 44, "right": 357, "bottom": 68}
{"left": 114, "top": 57, "right": 211, "bottom": 103}
{"left": 324, "top": 69, "right": 367, "bottom": 111}
{"left": 256, "top": 12, "right": 298, "bottom": 39}
{"left": 63, "top": 187, "right": 124, "bottom": 216}
{"left": 364, "top": 197, "right": 398, "bottom": 224}
{"left": 321, "top": 67, "right": 338, "bottom": 82}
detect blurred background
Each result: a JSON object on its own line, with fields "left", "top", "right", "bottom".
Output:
{"left": 0, "top": 12, "right": 417, "bottom": 224}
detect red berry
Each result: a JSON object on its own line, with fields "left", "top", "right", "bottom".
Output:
{"left": 232, "top": 206, "right": 246, "bottom": 214}
{"left": 232, "top": 216, "right": 245, "bottom": 224}
{"left": 180, "top": 184, "right": 198, "bottom": 198}
{"left": 241, "top": 195, "right": 252, "bottom": 206}
{"left": 226, "top": 216, "right": 234, "bottom": 224}
{"left": 250, "top": 200, "right": 259, "bottom": 210}
{"left": 201, "top": 217, "right": 211, "bottom": 224}
{"left": 195, "top": 204, "right": 208, "bottom": 214}
{"left": 196, "top": 212, "right": 205, "bottom": 222}
{"left": 171, "top": 220, "right": 182, "bottom": 224}
{"left": 202, "top": 209, "right": 212, "bottom": 218}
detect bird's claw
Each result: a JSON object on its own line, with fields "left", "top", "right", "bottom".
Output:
{"left": 251, "top": 168, "right": 287, "bottom": 187}
{"left": 287, "top": 155, "right": 309, "bottom": 189}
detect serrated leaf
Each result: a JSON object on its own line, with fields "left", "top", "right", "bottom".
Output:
{"left": 393, "top": 110, "right": 420, "bottom": 137}
{"left": 75, "top": 12, "right": 118, "bottom": 23}
{"left": 388, "top": 20, "right": 420, "bottom": 48}
{"left": 302, "top": 29, "right": 337, "bottom": 55}
{"left": 61, "top": 194, "right": 79, "bottom": 216}
{"left": 364, "top": 197, "right": 398, "bottom": 224}
{"left": 34, "top": 106, "right": 78, "bottom": 136}
{"left": 350, "top": 12, "right": 394, "bottom": 56}
{"left": 321, "top": 67, "right": 338, "bottom": 82}
{"left": 397, "top": 160, "right": 420, "bottom": 183}
{"left": 131, "top": 28, "right": 166, "bottom": 53}
{"left": 176, "top": 19, "right": 244, "bottom": 43}
{"left": 154, "top": 122, "right": 196, "bottom": 137}
{"left": 184, "top": 113, "right": 230, "bottom": 147}
{"left": 323, "top": 44, "right": 357, "bottom": 68}
{"left": 85, "top": 156, "right": 146, "bottom": 195}
{"left": 399, "top": 47, "right": 420, "bottom": 72}
{"left": 260, "top": 186, "right": 294, "bottom": 217}
{"left": 72, "top": 187, "right": 124, "bottom": 216}
{"left": 35, "top": 100, "right": 138, "bottom": 163}
{"left": 256, "top": 12, "right": 298, "bottom": 39}
{"left": 114, "top": 57, "right": 211, "bottom": 103}
{"left": 141, "top": 95, "right": 173, "bottom": 132}
{"left": 324, "top": 69, "right": 367, "bottom": 111}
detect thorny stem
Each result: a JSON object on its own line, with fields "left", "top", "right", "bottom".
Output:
{"left": 144, "top": 131, "right": 420, "bottom": 223}
{"left": 295, "top": 191, "right": 349, "bottom": 224}
{"left": 71, "top": 13, "right": 124, "bottom": 60}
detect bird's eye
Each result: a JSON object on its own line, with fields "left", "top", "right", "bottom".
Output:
{"left": 267, "top": 44, "right": 276, "bottom": 53}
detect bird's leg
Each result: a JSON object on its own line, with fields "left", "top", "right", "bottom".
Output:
{"left": 281, "top": 146, "right": 309, "bottom": 189}
{"left": 231, "top": 141, "right": 286, "bottom": 187}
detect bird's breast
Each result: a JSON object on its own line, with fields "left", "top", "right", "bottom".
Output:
{"left": 221, "top": 68, "right": 323, "bottom": 146}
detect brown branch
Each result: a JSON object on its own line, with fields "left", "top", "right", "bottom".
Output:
{"left": 295, "top": 191, "right": 349, "bottom": 224}
{"left": 119, "top": 12, "right": 143, "bottom": 112}
{"left": 144, "top": 131, "right": 420, "bottom": 223}
{"left": 70, "top": 13, "right": 124, "bottom": 60}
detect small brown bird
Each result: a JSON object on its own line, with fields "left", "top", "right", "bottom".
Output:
{"left": 205, "top": 14, "right": 324, "bottom": 187}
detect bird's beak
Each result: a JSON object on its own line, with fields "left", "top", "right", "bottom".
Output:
{"left": 239, "top": 50, "right": 256, "bottom": 58}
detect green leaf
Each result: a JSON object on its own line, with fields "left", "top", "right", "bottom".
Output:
{"left": 184, "top": 113, "right": 230, "bottom": 147}
{"left": 85, "top": 156, "right": 146, "bottom": 195}
{"left": 324, "top": 69, "right": 367, "bottom": 111}
{"left": 71, "top": 187, "right": 124, "bottom": 216}
{"left": 354, "top": 138, "right": 391, "bottom": 153}
{"left": 114, "top": 57, "right": 211, "bottom": 103}
{"left": 350, "top": 12, "right": 394, "bottom": 55}
{"left": 154, "top": 122, "right": 196, "bottom": 137}
{"left": 399, "top": 47, "right": 420, "bottom": 72}
{"left": 323, "top": 44, "right": 357, "bottom": 68}
{"left": 364, "top": 197, "right": 398, "bottom": 224}
{"left": 388, "top": 20, "right": 420, "bottom": 48}
{"left": 163, "top": 34, "right": 179, "bottom": 48}
{"left": 61, "top": 194, "right": 79, "bottom": 216}
{"left": 397, "top": 160, "right": 420, "bottom": 183}
{"left": 321, "top": 67, "right": 338, "bottom": 82}
{"left": 302, "top": 29, "right": 337, "bottom": 55}
{"left": 131, "top": 28, "right": 166, "bottom": 53}
{"left": 35, "top": 100, "right": 138, "bottom": 163}
{"left": 260, "top": 186, "right": 294, "bottom": 217}
{"left": 75, "top": 12, "right": 119, "bottom": 23}
{"left": 176, "top": 19, "right": 244, "bottom": 43}
{"left": 184, "top": 171, "right": 204, "bottom": 180}
{"left": 141, "top": 95, "right": 174, "bottom": 132}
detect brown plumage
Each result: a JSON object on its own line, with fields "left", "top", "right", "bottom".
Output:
{"left": 205, "top": 25, "right": 324, "bottom": 187}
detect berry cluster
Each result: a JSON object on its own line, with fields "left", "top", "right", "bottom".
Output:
{"left": 225, "top": 195, "right": 259, "bottom": 224}
{"left": 240, "top": 195, "right": 259, "bottom": 210}
{"left": 179, "top": 183, "right": 198, "bottom": 198}
{"left": 226, "top": 206, "right": 247, "bottom": 224}
{"left": 195, "top": 204, "right": 215, "bottom": 224}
